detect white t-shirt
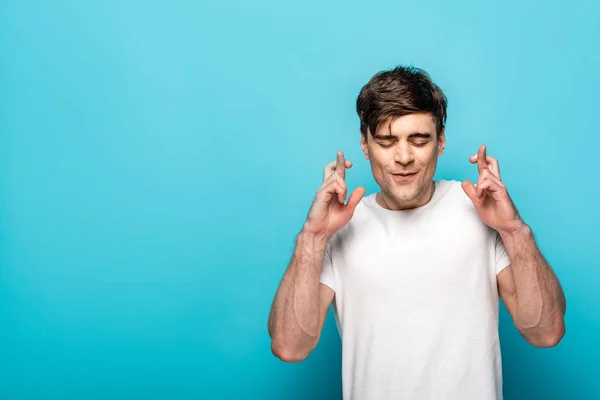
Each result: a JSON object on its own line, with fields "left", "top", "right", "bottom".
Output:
{"left": 320, "top": 179, "right": 510, "bottom": 400}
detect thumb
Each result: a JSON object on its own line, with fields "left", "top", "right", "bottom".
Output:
{"left": 345, "top": 186, "right": 366, "bottom": 214}
{"left": 461, "top": 180, "right": 478, "bottom": 204}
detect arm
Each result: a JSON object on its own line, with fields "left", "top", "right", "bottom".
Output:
{"left": 497, "top": 224, "right": 566, "bottom": 347}
{"left": 463, "top": 145, "right": 566, "bottom": 348}
{"left": 267, "top": 231, "right": 335, "bottom": 362}
{"left": 268, "top": 151, "right": 365, "bottom": 363}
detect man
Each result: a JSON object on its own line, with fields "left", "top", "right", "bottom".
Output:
{"left": 267, "top": 66, "right": 566, "bottom": 399}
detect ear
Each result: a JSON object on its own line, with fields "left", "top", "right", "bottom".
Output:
{"left": 360, "top": 134, "right": 369, "bottom": 159}
{"left": 437, "top": 128, "right": 446, "bottom": 156}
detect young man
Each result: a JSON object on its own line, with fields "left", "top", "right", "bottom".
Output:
{"left": 267, "top": 66, "right": 566, "bottom": 399}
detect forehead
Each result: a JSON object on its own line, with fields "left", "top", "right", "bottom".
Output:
{"left": 373, "top": 113, "right": 437, "bottom": 138}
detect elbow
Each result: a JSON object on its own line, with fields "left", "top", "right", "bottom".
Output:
{"left": 532, "top": 332, "right": 564, "bottom": 348}
{"left": 523, "top": 320, "right": 566, "bottom": 348}
{"left": 271, "top": 340, "right": 312, "bottom": 363}
{"left": 539, "top": 323, "right": 566, "bottom": 348}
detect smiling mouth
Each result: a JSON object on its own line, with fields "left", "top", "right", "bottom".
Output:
{"left": 391, "top": 171, "right": 418, "bottom": 182}
{"left": 393, "top": 172, "right": 417, "bottom": 176}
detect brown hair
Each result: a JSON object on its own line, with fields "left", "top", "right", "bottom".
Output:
{"left": 356, "top": 66, "right": 448, "bottom": 139}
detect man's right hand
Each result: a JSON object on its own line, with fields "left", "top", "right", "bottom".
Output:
{"left": 303, "top": 151, "right": 366, "bottom": 238}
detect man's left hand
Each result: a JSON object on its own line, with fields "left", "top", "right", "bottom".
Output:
{"left": 462, "top": 144, "right": 524, "bottom": 235}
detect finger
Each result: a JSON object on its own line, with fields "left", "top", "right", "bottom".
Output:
{"left": 345, "top": 186, "right": 366, "bottom": 213}
{"left": 476, "top": 178, "right": 504, "bottom": 198}
{"left": 461, "top": 180, "right": 479, "bottom": 204}
{"left": 487, "top": 156, "right": 501, "bottom": 180}
{"left": 475, "top": 173, "right": 489, "bottom": 198}
{"left": 321, "top": 176, "right": 345, "bottom": 191}
{"left": 323, "top": 160, "right": 337, "bottom": 182}
{"left": 324, "top": 167, "right": 344, "bottom": 185}
{"left": 324, "top": 160, "right": 353, "bottom": 182}
{"left": 480, "top": 169, "right": 504, "bottom": 187}
{"left": 476, "top": 174, "right": 504, "bottom": 198}
{"left": 328, "top": 177, "right": 347, "bottom": 204}
{"left": 337, "top": 180, "right": 348, "bottom": 204}
{"left": 476, "top": 178, "right": 489, "bottom": 198}
{"left": 477, "top": 145, "right": 488, "bottom": 173}
{"left": 336, "top": 151, "right": 346, "bottom": 179}
{"left": 470, "top": 153, "right": 501, "bottom": 180}
{"left": 320, "top": 178, "right": 345, "bottom": 203}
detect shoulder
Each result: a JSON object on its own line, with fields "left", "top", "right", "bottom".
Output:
{"left": 438, "top": 179, "right": 476, "bottom": 209}
{"left": 436, "top": 180, "right": 491, "bottom": 233}
{"left": 440, "top": 179, "right": 497, "bottom": 238}
{"left": 438, "top": 179, "right": 464, "bottom": 195}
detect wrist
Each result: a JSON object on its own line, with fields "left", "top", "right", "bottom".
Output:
{"left": 298, "top": 227, "right": 330, "bottom": 251}
{"left": 498, "top": 219, "right": 531, "bottom": 242}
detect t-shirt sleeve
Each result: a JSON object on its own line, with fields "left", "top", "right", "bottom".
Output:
{"left": 319, "top": 239, "right": 336, "bottom": 292}
{"left": 494, "top": 230, "right": 511, "bottom": 275}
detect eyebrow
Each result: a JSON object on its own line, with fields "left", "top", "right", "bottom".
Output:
{"left": 372, "top": 132, "right": 433, "bottom": 140}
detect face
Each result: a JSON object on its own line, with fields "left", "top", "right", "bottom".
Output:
{"left": 360, "top": 113, "right": 446, "bottom": 210}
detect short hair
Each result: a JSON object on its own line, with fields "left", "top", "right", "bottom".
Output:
{"left": 356, "top": 66, "right": 448, "bottom": 139}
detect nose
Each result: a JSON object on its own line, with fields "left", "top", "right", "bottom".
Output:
{"left": 394, "top": 140, "right": 414, "bottom": 165}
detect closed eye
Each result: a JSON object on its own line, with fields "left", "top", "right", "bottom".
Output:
{"left": 377, "top": 141, "right": 397, "bottom": 148}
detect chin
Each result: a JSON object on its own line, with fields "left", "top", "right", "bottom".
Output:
{"left": 394, "top": 191, "right": 420, "bottom": 204}
{"left": 389, "top": 182, "right": 428, "bottom": 203}
{"left": 386, "top": 187, "right": 419, "bottom": 203}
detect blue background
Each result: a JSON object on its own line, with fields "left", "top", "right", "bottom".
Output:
{"left": 1, "top": 1, "right": 598, "bottom": 399}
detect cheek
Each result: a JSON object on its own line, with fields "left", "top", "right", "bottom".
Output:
{"left": 372, "top": 149, "right": 394, "bottom": 165}
{"left": 420, "top": 149, "right": 438, "bottom": 166}
{"left": 368, "top": 157, "right": 387, "bottom": 182}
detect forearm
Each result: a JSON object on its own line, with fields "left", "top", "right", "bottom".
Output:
{"left": 500, "top": 223, "right": 566, "bottom": 344}
{"left": 268, "top": 230, "right": 330, "bottom": 358}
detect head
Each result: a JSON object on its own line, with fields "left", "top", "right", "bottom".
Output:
{"left": 357, "top": 66, "right": 448, "bottom": 210}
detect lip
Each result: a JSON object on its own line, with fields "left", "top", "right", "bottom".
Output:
{"left": 391, "top": 172, "right": 418, "bottom": 182}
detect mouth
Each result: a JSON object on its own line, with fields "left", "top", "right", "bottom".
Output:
{"left": 390, "top": 171, "right": 418, "bottom": 182}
